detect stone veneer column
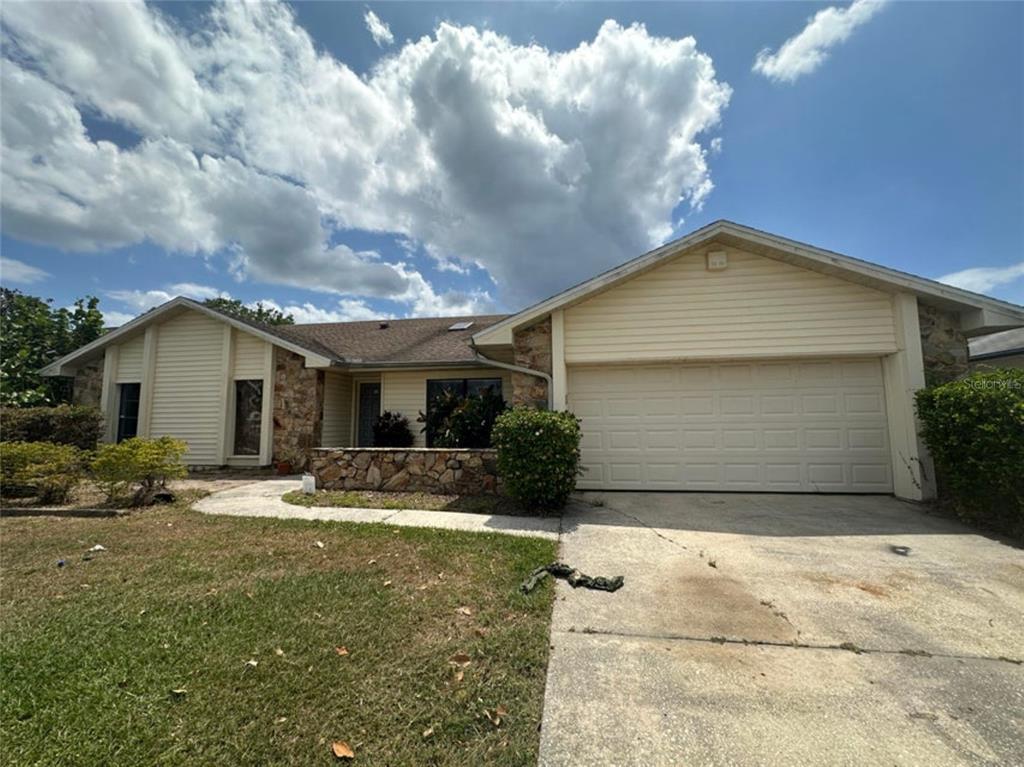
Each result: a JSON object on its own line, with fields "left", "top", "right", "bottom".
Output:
{"left": 71, "top": 358, "right": 104, "bottom": 408}
{"left": 511, "top": 316, "right": 552, "bottom": 408}
{"left": 918, "top": 304, "right": 969, "bottom": 386}
{"left": 272, "top": 349, "right": 324, "bottom": 468}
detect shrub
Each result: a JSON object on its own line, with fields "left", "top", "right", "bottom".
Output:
{"left": 92, "top": 436, "right": 188, "bottom": 505}
{"left": 418, "top": 388, "right": 508, "bottom": 448}
{"left": 373, "top": 411, "right": 414, "bottom": 447}
{"left": 915, "top": 369, "right": 1024, "bottom": 539}
{"left": 0, "top": 441, "right": 85, "bottom": 504}
{"left": 492, "top": 408, "right": 582, "bottom": 510}
{"left": 1, "top": 405, "right": 104, "bottom": 450}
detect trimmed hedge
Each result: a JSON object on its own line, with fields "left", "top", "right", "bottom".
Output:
{"left": 492, "top": 408, "right": 582, "bottom": 510}
{"left": 915, "top": 369, "right": 1024, "bottom": 539}
{"left": 1, "top": 405, "right": 104, "bottom": 450}
{"left": 92, "top": 436, "right": 188, "bottom": 505}
{"left": 0, "top": 441, "right": 86, "bottom": 504}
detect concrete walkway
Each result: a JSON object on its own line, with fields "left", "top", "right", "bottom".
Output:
{"left": 193, "top": 478, "right": 560, "bottom": 540}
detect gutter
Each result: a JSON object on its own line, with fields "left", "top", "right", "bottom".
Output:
{"left": 472, "top": 350, "right": 553, "bottom": 410}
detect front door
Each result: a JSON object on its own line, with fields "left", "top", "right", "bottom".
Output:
{"left": 357, "top": 382, "right": 381, "bottom": 446}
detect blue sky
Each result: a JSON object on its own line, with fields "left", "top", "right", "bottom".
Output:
{"left": 1, "top": 1, "right": 1022, "bottom": 325}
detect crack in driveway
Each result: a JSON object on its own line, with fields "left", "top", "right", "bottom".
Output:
{"left": 558, "top": 625, "right": 1024, "bottom": 665}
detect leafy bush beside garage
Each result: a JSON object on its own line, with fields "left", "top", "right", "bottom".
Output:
{"left": 916, "top": 369, "right": 1024, "bottom": 539}
{"left": 0, "top": 405, "right": 104, "bottom": 450}
{"left": 492, "top": 409, "right": 582, "bottom": 510}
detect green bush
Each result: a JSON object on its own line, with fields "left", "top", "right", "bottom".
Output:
{"left": 0, "top": 441, "right": 86, "bottom": 504}
{"left": 91, "top": 437, "right": 188, "bottom": 505}
{"left": 492, "top": 408, "right": 582, "bottom": 510}
{"left": 915, "top": 369, "right": 1024, "bottom": 539}
{"left": 419, "top": 388, "right": 508, "bottom": 448}
{"left": 373, "top": 411, "right": 414, "bottom": 447}
{"left": 1, "top": 405, "right": 104, "bottom": 450}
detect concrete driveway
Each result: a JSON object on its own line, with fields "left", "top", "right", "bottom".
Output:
{"left": 539, "top": 493, "right": 1024, "bottom": 766}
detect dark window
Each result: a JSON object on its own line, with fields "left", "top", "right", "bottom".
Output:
{"left": 357, "top": 382, "right": 382, "bottom": 447}
{"left": 116, "top": 383, "right": 141, "bottom": 442}
{"left": 424, "top": 377, "right": 502, "bottom": 446}
{"left": 233, "top": 380, "right": 263, "bottom": 456}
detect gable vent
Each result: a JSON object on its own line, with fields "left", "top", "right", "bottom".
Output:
{"left": 448, "top": 321, "right": 474, "bottom": 331}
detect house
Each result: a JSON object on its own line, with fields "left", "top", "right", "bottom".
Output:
{"left": 968, "top": 328, "right": 1024, "bottom": 370}
{"left": 42, "top": 220, "right": 1023, "bottom": 501}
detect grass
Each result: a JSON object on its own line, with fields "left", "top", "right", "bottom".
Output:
{"left": 1, "top": 502, "right": 556, "bottom": 766}
{"left": 282, "top": 489, "right": 531, "bottom": 516}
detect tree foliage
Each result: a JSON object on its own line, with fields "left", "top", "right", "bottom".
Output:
{"left": 204, "top": 298, "right": 294, "bottom": 326}
{"left": 373, "top": 411, "right": 415, "bottom": 447}
{"left": 0, "top": 288, "right": 105, "bottom": 407}
{"left": 418, "top": 388, "right": 508, "bottom": 448}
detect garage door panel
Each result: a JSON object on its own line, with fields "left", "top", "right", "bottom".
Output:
{"left": 571, "top": 358, "right": 892, "bottom": 493}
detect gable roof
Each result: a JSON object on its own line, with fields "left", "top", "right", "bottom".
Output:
{"left": 39, "top": 296, "right": 508, "bottom": 376}
{"left": 472, "top": 220, "right": 1024, "bottom": 345}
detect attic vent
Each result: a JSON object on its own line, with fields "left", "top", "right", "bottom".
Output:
{"left": 379, "top": 321, "right": 390, "bottom": 329}
{"left": 448, "top": 321, "right": 474, "bottom": 331}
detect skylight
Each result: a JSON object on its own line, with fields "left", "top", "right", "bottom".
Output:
{"left": 448, "top": 321, "right": 474, "bottom": 331}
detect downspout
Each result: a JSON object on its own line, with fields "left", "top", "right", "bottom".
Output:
{"left": 473, "top": 349, "right": 553, "bottom": 410}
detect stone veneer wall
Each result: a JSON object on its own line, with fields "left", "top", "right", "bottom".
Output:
{"left": 312, "top": 447, "right": 501, "bottom": 495}
{"left": 918, "top": 304, "right": 969, "bottom": 386}
{"left": 72, "top": 358, "right": 103, "bottom": 408}
{"left": 273, "top": 349, "right": 324, "bottom": 468}
{"left": 511, "top": 317, "right": 552, "bottom": 408}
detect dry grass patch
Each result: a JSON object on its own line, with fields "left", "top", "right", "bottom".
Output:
{"left": 1, "top": 504, "right": 555, "bottom": 766}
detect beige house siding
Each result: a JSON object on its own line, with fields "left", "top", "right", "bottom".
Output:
{"left": 564, "top": 246, "right": 897, "bottom": 364}
{"left": 233, "top": 330, "right": 268, "bottom": 379}
{"left": 115, "top": 334, "right": 145, "bottom": 381}
{"left": 321, "top": 371, "right": 354, "bottom": 447}
{"left": 148, "top": 311, "right": 226, "bottom": 464}
{"left": 380, "top": 367, "right": 512, "bottom": 447}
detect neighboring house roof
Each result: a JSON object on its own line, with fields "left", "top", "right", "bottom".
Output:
{"left": 473, "top": 219, "right": 1024, "bottom": 346}
{"left": 39, "top": 296, "right": 508, "bottom": 376}
{"left": 287, "top": 315, "right": 509, "bottom": 366}
{"left": 969, "top": 328, "right": 1024, "bottom": 360}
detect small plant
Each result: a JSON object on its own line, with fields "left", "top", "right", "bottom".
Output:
{"left": 915, "top": 368, "right": 1024, "bottom": 539}
{"left": 492, "top": 408, "right": 582, "bottom": 510}
{"left": 0, "top": 405, "right": 104, "bottom": 450}
{"left": 372, "top": 411, "right": 415, "bottom": 447}
{"left": 0, "top": 441, "right": 86, "bottom": 504}
{"left": 418, "top": 388, "right": 507, "bottom": 448}
{"left": 91, "top": 436, "right": 187, "bottom": 505}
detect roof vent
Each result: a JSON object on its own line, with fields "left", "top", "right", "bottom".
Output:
{"left": 448, "top": 321, "right": 474, "bottom": 331}
{"left": 379, "top": 321, "right": 390, "bottom": 329}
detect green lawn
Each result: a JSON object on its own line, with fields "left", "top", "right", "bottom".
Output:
{"left": 282, "top": 489, "right": 530, "bottom": 516}
{"left": 0, "top": 503, "right": 556, "bottom": 766}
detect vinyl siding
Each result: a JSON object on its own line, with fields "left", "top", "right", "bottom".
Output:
{"left": 381, "top": 368, "right": 512, "bottom": 447}
{"left": 564, "top": 246, "right": 898, "bottom": 363}
{"left": 115, "top": 334, "right": 145, "bottom": 382}
{"left": 233, "top": 330, "right": 268, "bottom": 379}
{"left": 322, "top": 371, "right": 354, "bottom": 447}
{"left": 149, "top": 311, "right": 225, "bottom": 464}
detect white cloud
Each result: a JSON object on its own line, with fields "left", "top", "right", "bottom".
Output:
{"left": 709, "top": 137, "right": 723, "bottom": 155}
{"left": 106, "top": 282, "right": 226, "bottom": 311}
{"left": 101, "top": 309, "right": 136, "bottom": 327}
{"left": 251, "top": 298, "right": 383, "bottom": 323}
{"left": 2, "top": 3, "right": 731, "bottom": 310}
{"left": 753, "top": 0, "right": 886, "bottom": 83}
{"left": 0, "top": 256, "right": 51, "bottom": 284}
{"left": 364, "top": 10, "right": 394, "bottom": 47}
{"left": 937, "top": 262, "right": 1024, "bottom": 295}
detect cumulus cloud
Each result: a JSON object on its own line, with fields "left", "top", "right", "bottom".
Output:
{"left": 753, "top": 0, "right": 886, "bottom": 83}
{"left": 251, "top": 298, "right": 383, "bottom": 323}
{"left": 105, "top": 283, "right": 227, "bottom": 312}
{"left": 0, "top": 256, "right": 51, "bottom": 285}
{"left": 364, "top": 10, "right": 394, "bottom": 47}
{"left": 2, "top": 2, "right": 731, "bottom": 309}
{"left": 100, "top": 309, "right": 136, "bottom": 327}
{"left": 938, "top": 262, "right": 1024, "bottom": 295}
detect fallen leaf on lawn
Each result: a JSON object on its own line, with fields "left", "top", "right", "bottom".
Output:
{"left": 314, "top": 541, "right": 325, "bottom": 549}
{"left": 449, "top": 652, "right": 471, "bottom": 667}
{"left": 275, "top": 716, "right": 287, "bottom": 724}
{"left": 331, "top": 741, "right": 355, "bottom": 759}
{"left": 245, "top": 659, "right": 258, "bottom": 668}
{"left": 484, "top": 709, "right": 501, "bottom": 727}
{"left": 275, "top": 647, "right": 285, "bottom": 656}
{"left": 170, "top": 688, "right": 187, "bottom": 696}
{"left": 422, "top": 727, "right": 434, "bottom": 738}
{"left": 473, "top": 627, "right": 488, "bottom": 638}
{"left": 335, "top": 646, "right": 349, "bottom": 656}
{"left": 368, "top": 558, "right": 377, "bottom": 565}
{"left": 496, "top": 705, "right": 508, "bottom": 717}
{"left": 383, "top": 580, "right": 392, "bottom": 587}
{"left": 455, "top": 606, "right": 473, "bottom": 616}
{"left": 453, "top": 669, "right": 464, "bottom": 683}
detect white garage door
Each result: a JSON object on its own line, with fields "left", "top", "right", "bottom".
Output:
{"left": 569, "top": 359, "right": 892, "bottom": 493}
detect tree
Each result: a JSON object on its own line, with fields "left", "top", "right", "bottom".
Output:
{"left": 0, "top": 289, "right": 105, "bottom": 407}
{"left": 203, "top": 298, "right": 294, "bottom": 325}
